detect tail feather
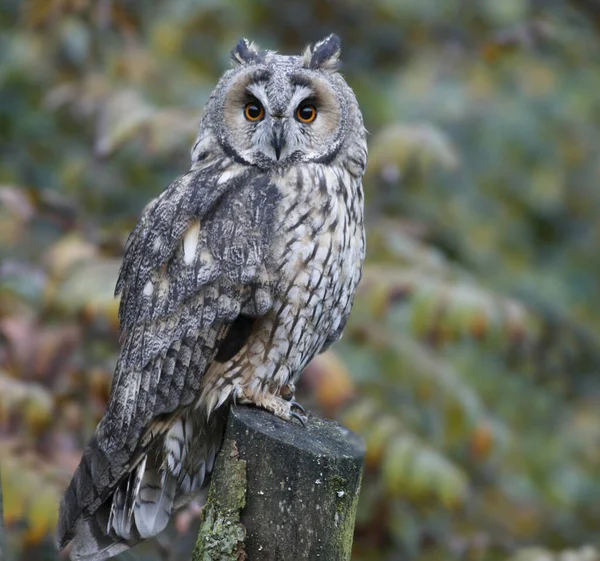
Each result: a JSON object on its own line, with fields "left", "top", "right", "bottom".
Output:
{"left": 108, "top": 455, "right": 147, "bottom": 540}
{"left": 58, "top": 408, "right": 228, "bottom": 561}
{"left": 134, "top": 457, "right": 178, "bottom": 539}
{"left": 70, "top": 504, "right": 132, "bottom": 561}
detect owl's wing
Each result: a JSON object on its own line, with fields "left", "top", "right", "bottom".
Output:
{"left": 57, "top": 165, "right": 280, "bottom": 551}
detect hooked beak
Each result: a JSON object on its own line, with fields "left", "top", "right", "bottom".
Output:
{"left": 270, "top": 119, "right": 286, "bottom": 161}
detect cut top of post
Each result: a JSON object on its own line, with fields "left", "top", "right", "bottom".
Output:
{"left": 229, "top": 406, "right": 365, "bottom": 462}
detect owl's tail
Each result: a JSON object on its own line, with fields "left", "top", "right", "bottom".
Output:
{"left": 66, "top": 451, "right": 178, "bottom": 561}
{"left": 58, "top": 411, "right": 226, "bottom": 561}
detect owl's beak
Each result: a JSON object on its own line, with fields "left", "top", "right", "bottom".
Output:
{"left": 270, "top": 120, "right": 286, "bottom": 161}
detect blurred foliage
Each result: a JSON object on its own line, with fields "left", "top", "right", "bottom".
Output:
{"left": 1, "top": 1, "right": 600, "bottom": 560}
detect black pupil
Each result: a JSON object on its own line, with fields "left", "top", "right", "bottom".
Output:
{"left": 247, "top": 104, "right": 261, "bottom": 119}
{"left": 300, "top": 106, "right": 314, "bottom": 120}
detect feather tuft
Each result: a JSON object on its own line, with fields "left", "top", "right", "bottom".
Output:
{"left": 231, "top": 38, "right": 264, "bottom": 65}
{"left": 303, "top": 34, "right": 342, "bottom": 72}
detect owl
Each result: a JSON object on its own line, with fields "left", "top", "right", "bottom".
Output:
{"left": 57, "top": 34, "right": 367, "bottom": 561}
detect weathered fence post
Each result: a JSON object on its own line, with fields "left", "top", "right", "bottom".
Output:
{"left": 193, "top": 405, "right": 365, "bottom": 561}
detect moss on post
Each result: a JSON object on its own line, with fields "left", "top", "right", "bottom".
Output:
{"left": 192, "top": 439, "right": 247, "bottom": 561}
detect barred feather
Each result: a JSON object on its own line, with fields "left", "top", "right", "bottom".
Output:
{"left": 133, "top": 459, "right": 177, "bottom": 539}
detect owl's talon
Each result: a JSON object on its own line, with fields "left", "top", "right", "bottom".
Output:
{"left": 291, "top": 411, "right": 307, "bottom": 427}
{"left": 290, "top": 400, "right": 306, "bottom": 414}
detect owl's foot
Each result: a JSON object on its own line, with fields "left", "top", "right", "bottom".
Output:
{"left": 278, "top": 384, "right": 306, "bottom": 424}
{"left": 236, "top": 389, "right": 307, "bottom": 426}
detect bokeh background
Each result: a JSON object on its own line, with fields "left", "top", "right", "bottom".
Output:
{"left": 1, "top": 1, "right": 600, "bottom": 560}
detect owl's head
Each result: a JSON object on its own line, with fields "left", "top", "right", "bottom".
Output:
{"left": 195, "top": 35, "right": 363, "bottom": 170}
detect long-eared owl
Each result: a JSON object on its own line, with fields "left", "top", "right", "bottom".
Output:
{"left": 57, "top": 34, "right": 367, "bottom": 560}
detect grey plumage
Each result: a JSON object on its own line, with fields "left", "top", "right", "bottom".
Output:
{"left": 57, "top": 34, "right": 367, "bottom": 560}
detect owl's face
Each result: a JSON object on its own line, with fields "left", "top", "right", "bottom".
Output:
{"left": 221, "top": 59, "right": 343, "bottom": 167}
{"left": 197, "top": 35, "right": 361, "bottom": 170}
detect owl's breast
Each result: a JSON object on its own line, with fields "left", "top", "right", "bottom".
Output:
{"left": 268, "top": 164, "right": 364, "bottom": 366}
{"left": 199, "top": 164, "right": 364, "bottom": 401}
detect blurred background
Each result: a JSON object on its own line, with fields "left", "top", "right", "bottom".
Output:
{"left": 1, "top": 1, "right": 600, "bottom": 560}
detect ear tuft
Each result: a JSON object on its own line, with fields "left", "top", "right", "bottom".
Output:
{"left": 303, "top": 34, "right": 342, "bottom": 71}
{"left": 231, "top": 38, "right": 264, "bottom": 66}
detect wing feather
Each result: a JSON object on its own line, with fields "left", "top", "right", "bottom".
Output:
{"left": 57, "top": 166, "right": 281, "bottom": 550}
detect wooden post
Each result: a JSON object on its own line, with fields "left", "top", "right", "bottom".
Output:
{"left": 193, "top": 406, "right": 365, "bottom": 561}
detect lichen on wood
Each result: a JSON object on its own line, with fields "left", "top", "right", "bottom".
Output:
{"left": 192, "top": 439, "right": 248, "bottom": 561}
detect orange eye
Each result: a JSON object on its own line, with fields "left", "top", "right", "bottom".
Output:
{"left": 296, "top": 104, "right": 317, "bottom": 123}
{"left": 244, "top": 101, "right": 264, "bottom": 121}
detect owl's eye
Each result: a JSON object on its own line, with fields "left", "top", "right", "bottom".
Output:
{"left": 244, "top": 101, "right": 264, "bottom": 121}
{"left": 296, "top": 104, "right": 317, "bottom": 123}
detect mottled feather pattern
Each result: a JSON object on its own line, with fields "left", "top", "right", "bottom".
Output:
{"left": 116, "top": 167, "right": 279, "bottom": 368}
{"left": 58, "top": 34, "right": 367, "bottom": 561}
{"left": 57, "top": 167, "right": 281, "bottom": 552}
